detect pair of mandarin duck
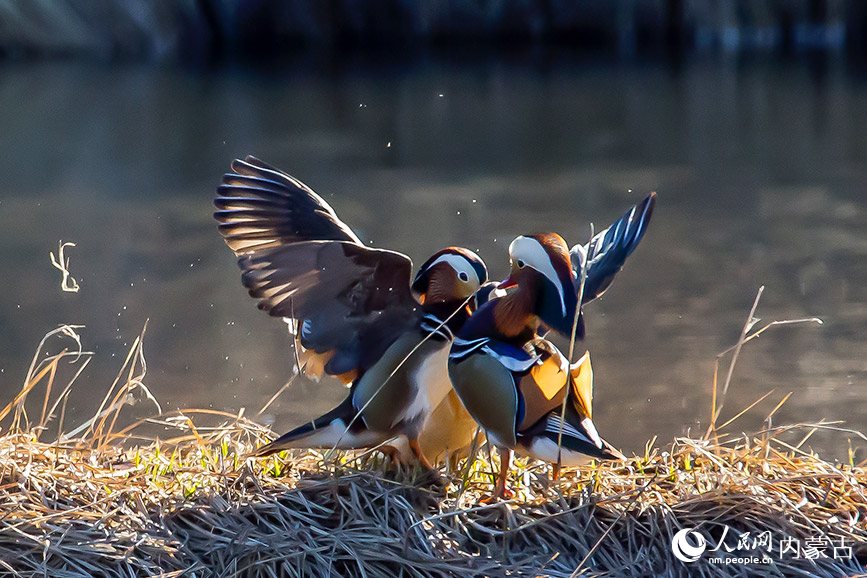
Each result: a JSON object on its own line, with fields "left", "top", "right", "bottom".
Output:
{"left": 215, "top": 156, "right": 655, "bottom": 499}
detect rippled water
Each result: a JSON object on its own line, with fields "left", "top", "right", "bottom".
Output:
{"left": 1, "top": 56, "right": 865, "bottom": 458}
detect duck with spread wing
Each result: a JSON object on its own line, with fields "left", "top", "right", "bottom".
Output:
{"left": 215, "top": 157, "right": 486, "bottom": 467}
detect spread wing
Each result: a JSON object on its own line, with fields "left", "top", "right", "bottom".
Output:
{"left": 571, "top": 192, "right": 656, "bottom": 304}
{"left": 215, "top": 156, "right": 421, "bottom": 378}
{"left": 215, "top": 156, "right": 362, "bottom": 253}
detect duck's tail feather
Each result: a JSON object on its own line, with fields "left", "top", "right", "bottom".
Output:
{"left": 523, "top": 405, "right": 624, "bottom": 465}
{"left": 252, "top": 399, "right": 385, "bottom": 457}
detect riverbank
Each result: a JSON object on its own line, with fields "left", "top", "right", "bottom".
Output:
{"left": 1, "top": 325, "right": 864, "bottom": 576}
{"left": 1, "top": 413, "right": 864, "bottom": 576}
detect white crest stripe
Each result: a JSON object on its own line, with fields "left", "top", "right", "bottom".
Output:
{"left": 508, "top": 236, "right": 566, "bottom": 316}
{"left": 425, "top": 253, "right": 480, "bottom": 287}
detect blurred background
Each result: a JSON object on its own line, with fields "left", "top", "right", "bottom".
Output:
{"left": 0, "top": 0, "right": 865, "bottom": 459}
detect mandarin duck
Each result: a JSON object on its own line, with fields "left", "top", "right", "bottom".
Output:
{"left": 214, "top": 156, "right": 487, "bottom": 467}
{"left": 472, "top": 192, "right": 656, "bottom": 339}
{"left": 448, "top": 194, "right": 655, "bottom": 498}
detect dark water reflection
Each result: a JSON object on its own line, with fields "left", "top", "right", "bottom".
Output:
{"left": 1, "top": 57, "right": 865, "bottom": 459}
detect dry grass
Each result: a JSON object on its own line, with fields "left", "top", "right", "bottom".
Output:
{"left": 1, "top": 323, "right": 865, "bottom": 577}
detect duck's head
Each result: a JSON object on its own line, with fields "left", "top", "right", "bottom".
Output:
{"left": 501, "top": 233, "right": 579, "bottom": 336}
{"left": 412, "top": 247, "right": 488, "bottom": 305}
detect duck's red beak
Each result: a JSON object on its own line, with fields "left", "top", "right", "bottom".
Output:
{"left": 499, "top": 276, "right": 517, "bottom": 289}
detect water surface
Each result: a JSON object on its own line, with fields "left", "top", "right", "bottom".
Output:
{"left": 1, "top": 57, "right": 865, "bottom": 459}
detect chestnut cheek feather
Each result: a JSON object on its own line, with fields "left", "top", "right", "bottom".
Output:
{"left": 425, "top": 269, "right": 460, "bottom": 303}
{"left": 492, "top": 290, "right": 533, "bottom": 337}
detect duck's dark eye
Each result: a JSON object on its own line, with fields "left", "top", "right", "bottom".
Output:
{"left": 458, "top": 271, "right": 469, "bottom": 282}
{"left": 517, "top": 259, "right": 526, "bottom": 268}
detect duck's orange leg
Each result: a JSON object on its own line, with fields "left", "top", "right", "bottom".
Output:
{"left": 379, "top": 444, "right": 409, "bottom": 466}
{"left": 495, "top": 448, "right": 513, "bottom": 498}
{"left": 409, "top": 438, "right": 434, "bottom": 470}
{"left": 482, "top": 448, "right": 514, "bottom": 503}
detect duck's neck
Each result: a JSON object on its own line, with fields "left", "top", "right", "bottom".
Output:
{"left": 454, "top": 288, "right": 538, "bottom": 345}
{"left": 421, "top": 300, "right": 473, "bottom": 337}
{"left": 491, "top": 285, "right": 539, "bottom": 342}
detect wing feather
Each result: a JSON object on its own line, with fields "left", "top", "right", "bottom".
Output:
{"left": 571, "top": 192, "right": 656, "bottom": 304}
{"left": 215, "top": 157, "right": 420, "bottom": 378}
{"left": 216, "top": 156, "right": 362, "bottom": 254}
